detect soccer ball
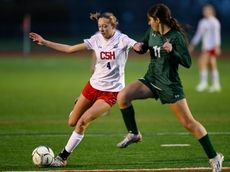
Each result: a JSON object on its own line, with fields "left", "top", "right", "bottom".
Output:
{"left": 32, "top": 145, "right": 54, "bottom": 167}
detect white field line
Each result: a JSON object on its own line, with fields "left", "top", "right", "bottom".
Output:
{"left": 49, "top": 167, "right": 230, "bottom": 172}
{"left": 160, "top": 144, "right": 191, "bottom": 147}
{"left": 1, "top": 131, "right": 230, "bottom": 137}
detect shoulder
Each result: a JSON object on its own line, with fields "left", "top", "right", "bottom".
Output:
{"left": 146, "top": 27, "right": 153, "bottom": 35}
{"left": 116, "top": 30, "right": 127, "bottom": 38}
{"left": 211, "top": 17, "right": 221, "bottom": 26}
{"left": 115, "top": 30, "right": 132, "bottom": 41}
{"left": 144, "top": 28, "right": 154, "bottom": 38}
{"left": 116, "top": 30, "right": 131, "bottom": 38}
{"left": 86, "top": 32, "right": 103, "bottom": 42}
{"left": 169, "top": 30, "right": 183, "bottom": 38}
{"left": 198, "top": 18, "right": 208, "bottom": 26}
{"left": 169, "top": 30, "right": 187, "bottom": 44}
{"left": 92, "top": 31, "right": 102, "bottom": 39}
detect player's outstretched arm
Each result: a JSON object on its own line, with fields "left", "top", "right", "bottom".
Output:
{"left": 29, "top": 32, "right": 87, "bottom": 53}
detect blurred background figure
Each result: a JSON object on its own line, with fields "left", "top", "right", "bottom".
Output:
{"left": 189, "top": 4, "right": 221, "bottom": 93}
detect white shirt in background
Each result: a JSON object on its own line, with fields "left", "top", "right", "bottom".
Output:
{"left": 191, "top": 16, "right": 221, "bottom": 50}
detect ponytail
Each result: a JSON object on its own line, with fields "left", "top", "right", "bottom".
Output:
{"left": 90, "top": 12, "right": 119, "bottom": 28}
{"left": 170, "top": 17, "right": 190, "bottom": 44}
{"left": 148, "top": 3, "right": 190, "bottom": 43}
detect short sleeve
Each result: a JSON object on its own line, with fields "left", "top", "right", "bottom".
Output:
{"left": 121, "top": 35, "right": 137, "bottom": 49}
{"left": 83, "top": 35, "right": 97, "bottom": 50}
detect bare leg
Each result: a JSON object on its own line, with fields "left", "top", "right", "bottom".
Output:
{"left": 75, "top": 99, "right": 111, "bottom": 134}
{"left": 209, "top": 56, "right": 221, "bottom": 92}
{"left": 170, "top": 99, "right": 207, "bottom": 138}
{"left": 116, "top": 80, "right": 153, "bottom": 148}
{"left": 118, "top": 80, "right": 154, "bottom": 108}
{"left": 170, "top": 99, "right": 217, "bottom": 159}
{"left": 196, "top": 52, "right": 209, "bottom": 92}
{"left": 56, "top": 99, "right": 111, "bottom": 163}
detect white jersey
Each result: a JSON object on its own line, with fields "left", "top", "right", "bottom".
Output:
{"left": 84, "top": 30, "right": 136, "bottom": 92}
{"left": 191, "top": 16, "right": 221, "bottom": 50}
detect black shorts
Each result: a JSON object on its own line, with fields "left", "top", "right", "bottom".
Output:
{"left": 138, "top": 77, "right": 185, "bottom": 104}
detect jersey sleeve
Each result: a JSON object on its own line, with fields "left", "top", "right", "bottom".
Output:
{"left": 121, "top": 35, "right": 137, "bottom": 49}
{"left": 171, "top": 32, "right": 192, "bottom": 68}
{"left": 191, "top": 20, "right": 205, "bottom": 46}
{"left": 83, "top": 34, "right": 97, "bottom": 50}
{"left": 213, "top": 20, "right": 221, "bottom": 47}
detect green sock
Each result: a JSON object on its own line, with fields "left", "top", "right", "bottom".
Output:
{"left": 120, "top": 105, "right": 138, "bottom": 134}
{"left": 199, "top": 134, "right": 217, "bottom": 159}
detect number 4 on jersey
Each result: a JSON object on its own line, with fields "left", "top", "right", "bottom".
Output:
{"left": 107, "top": 62, "right": 111, "bottom": 69}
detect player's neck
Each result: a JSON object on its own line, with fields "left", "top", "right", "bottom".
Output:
{"left": 104, "top": 30, "right": 116, "bottom": 40}
{"left": 159, "top": 25, "right": 171, "bottom": 35}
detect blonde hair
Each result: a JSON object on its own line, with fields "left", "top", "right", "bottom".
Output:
{"left": 90, "top": 12, "right": 119, "bottom": 28}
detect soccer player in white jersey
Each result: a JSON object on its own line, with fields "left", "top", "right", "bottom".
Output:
{"left": 29, "top": 12, "right": 142, "bottom": 167}
{"left": 189, "top": 4, "right": 221, "bottom": 92}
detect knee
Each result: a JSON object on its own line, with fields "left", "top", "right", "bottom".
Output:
{"left": 181, "top": 119, "right": 198, "bottom": 132}
{"left": 117, "top": 91, "right": 131, "bottom": 107}
{"left": 68, "top": 118, "right": 76, "bottom": 127}
{"left": 68, "top": 111, "right": 77, "bottom": 127}
{"left": 76, "top": 119, "right": 88, "bottom": 133}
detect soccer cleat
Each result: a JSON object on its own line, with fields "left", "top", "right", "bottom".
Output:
{"left": 117, "top": 132, "right": 142, "bottom": 148}
{"left": 209, "top": 153, "right": 224, "bottom": 172}
{"left": 208, "top": 85, "right": 221, "bottom": 93}
{"left": 196, "top": 82, "right": 208, "bottom": 92}
{"left": 50, "top": 156, "right": 67, "bottom": 167}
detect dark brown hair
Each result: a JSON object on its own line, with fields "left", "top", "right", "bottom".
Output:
{"left": 148, "top": 3, "right": 189, "bottom": 40}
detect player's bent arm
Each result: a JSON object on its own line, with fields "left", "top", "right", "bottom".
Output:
{"left": 170, "top": 37, "right": 192, "bottom": 68}
{"left": 191, "top": 20, "right": 204, "bottom": 47}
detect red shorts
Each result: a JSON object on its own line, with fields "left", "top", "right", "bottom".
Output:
{"left": 205, "top": 49, "right": 217, "bottom": 56}
{"left": 82, "top": 82, "right": 118, "bottom": 107}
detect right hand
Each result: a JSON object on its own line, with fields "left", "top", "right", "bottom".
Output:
{"left": 29, "top": 32, "right": 46, "bottom": 45}
{"left": 133, "top": 42, "right": 143, "bottom": 52}
{"left": 215, "top": 46, "right": 221, "bottom": 56}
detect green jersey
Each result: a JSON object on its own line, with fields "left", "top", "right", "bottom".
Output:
{"left": 138, "top": 28, "right": 191, "bottom": 103}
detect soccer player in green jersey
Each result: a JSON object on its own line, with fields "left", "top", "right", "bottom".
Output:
{"left": 116, "top": 3, "right": 223, "bottom": 172}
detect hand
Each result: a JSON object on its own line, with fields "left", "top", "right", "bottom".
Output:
{"left": 162, "top": 39, "right": 172, "bottom": 53}
{"left": 188, "top": 44, "right": 194, "bottom": 54}
{"left": 133, "top": 42, "right": 143, "bottom": 52}
{"left": 215, "top": 46, "right": 221, "bottom": 56}
{"left": 29, "top": 32, "right": 46, "bottom": 45}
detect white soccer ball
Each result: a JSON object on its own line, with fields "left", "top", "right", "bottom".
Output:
{"left": 32, "top": 145, "right": 54, "bottom": 167}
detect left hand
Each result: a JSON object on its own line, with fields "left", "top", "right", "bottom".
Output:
{"left": 162, "top": 39, "right": 172, "bottom": 53}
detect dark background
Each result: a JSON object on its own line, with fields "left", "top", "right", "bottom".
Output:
{"left": 1, "top": 0, "right": 230, "bottom": 51}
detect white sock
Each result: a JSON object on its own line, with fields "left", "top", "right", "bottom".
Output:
{"left": 199, "top": 70, "right": 208, "bottom": 85}
{"left": 211, "top": 69, "right": 220, "bottom": 86}
{"left": 65, "top": 131, "right": 84, "bottom": 153}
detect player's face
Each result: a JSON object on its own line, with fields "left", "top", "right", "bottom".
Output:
{"left": 203, "top": 6, "right": 214, "bottom": 17}
{"left": 148, "top": 16, "right": 160, "bottom": 32}
{"left": 98, "top": 18, "right": 115, "bottom": 39}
